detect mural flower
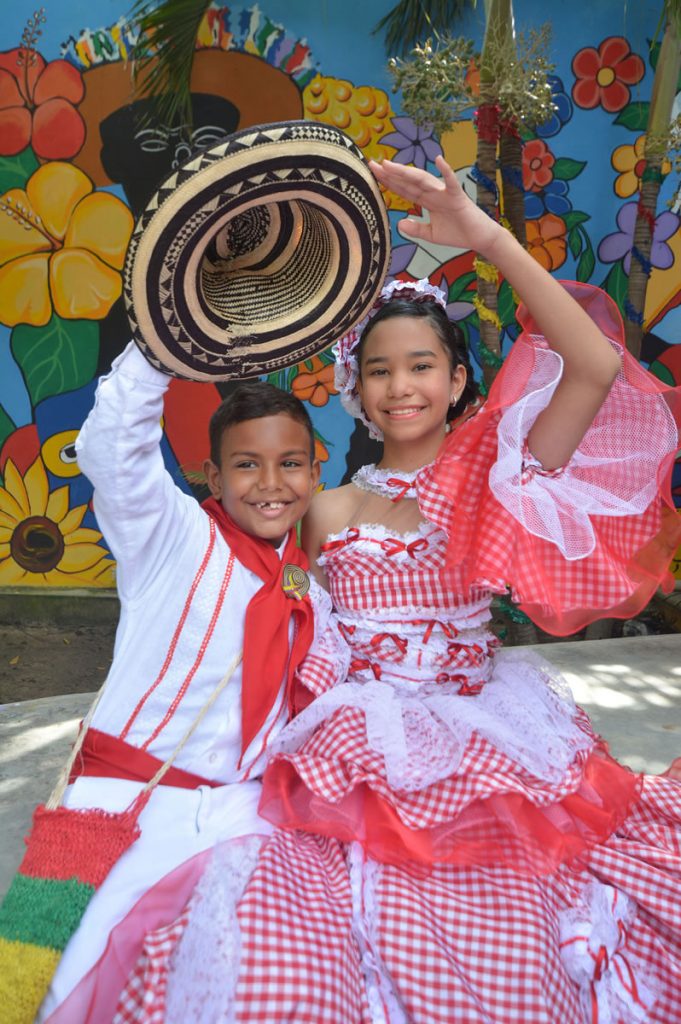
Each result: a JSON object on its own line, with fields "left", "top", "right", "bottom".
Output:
{"left": 292, "top": 356, "right": 338, "bottom": 407}
{"left": 0, "top": 161, "right": 134, "bottom": 327}
{"left": 611, "top": 135, "right": 671, "bottom": 198}
{"left": 381, "top": 116, "right": 442, "bottom": 169}
{"left": 0, "top": 49, "right": 85, "bottom": 159}
{"left": 522, "top": 139, "right": 555, "bottom": 191}
{"left": 536, "top": 75, "right": 573, "bottom": 138}
{"left": 598, "top": 202, "right": 678, "bottom": 273}
{"left": 0, "top": 455, "right": 114, "bottom": 586}
{"left": 527, "top": 214, "right": 567, "bottom": 271}
{"left": 524, "top": 179, "right": 571, "bottom": 219}
{"left": 571, "top": 37, "right": 645, "bottom": 114}
{"left": 437, "top": 273, "right": 475, "bottom": 322}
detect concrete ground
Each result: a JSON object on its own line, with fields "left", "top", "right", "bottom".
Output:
{"left": 1, "top": 633, "right": 680, "bottom": 899}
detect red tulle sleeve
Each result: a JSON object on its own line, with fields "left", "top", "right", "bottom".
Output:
{"left": 418, "top": 281, "right": 681, "bottom": 635}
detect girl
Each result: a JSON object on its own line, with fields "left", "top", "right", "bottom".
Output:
{"left": 57, "top": 157, "right": 681, "bottom": 1023}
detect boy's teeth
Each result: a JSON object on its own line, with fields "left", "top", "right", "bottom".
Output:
{"left": 257, "top": 501, "right": 284, "bottom": 509}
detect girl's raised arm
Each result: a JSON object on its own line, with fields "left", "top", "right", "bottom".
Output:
{"left": 370, "top": 156, "right": 621, "bottom": 470}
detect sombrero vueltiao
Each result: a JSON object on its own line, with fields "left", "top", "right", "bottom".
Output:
{"left": 124, "top": 120, "right": 391, "bottom": 380}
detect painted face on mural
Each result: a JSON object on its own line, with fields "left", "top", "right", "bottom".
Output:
{"left": 99, "top": 95, "right": 241, "bottom": 215}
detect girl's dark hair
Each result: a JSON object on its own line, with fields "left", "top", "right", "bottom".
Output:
{"left": 209, "top": 380, "right": 315, "bottom": 466}
{"left": 357, "top": 298, "right": 479, "bottom": 421}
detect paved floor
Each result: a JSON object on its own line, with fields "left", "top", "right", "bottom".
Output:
{"left": 0, "top": 634, "right": 679, "bottom": 898}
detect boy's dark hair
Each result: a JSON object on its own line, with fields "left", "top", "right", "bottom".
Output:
{"left": 357, "top": 298, "right": 479, "bottom": 421}
{"left": 209, "top": 380, "right": 315, "bottom": 466}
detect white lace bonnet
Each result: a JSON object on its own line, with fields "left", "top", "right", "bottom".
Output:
{"left": 332, "top": 277, "right": 447, "bottom": 438}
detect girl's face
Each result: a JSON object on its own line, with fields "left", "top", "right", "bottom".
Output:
{"left": 356, "top": 316, "right": 466, "bottom": 446}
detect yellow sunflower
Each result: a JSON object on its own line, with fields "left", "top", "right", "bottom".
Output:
{"left": 0, "top": 161, "right": 134, "bottom": 327}
{"left": 0, "top": 456, "right": 115, "bottom": 587}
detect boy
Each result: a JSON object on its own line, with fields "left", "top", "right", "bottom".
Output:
{"left": 37, "top": 341, "right": 348, "bottom": 1021}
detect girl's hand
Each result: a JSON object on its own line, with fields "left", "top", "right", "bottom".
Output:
{"left": 369, "top": 154, "right": 502, "bottom": 256}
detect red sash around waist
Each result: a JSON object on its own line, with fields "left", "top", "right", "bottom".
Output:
{"left": 68, "top": 727, "right": 220, "bottom": 790}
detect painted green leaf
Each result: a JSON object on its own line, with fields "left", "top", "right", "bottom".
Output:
{"left": 552, "top": 157, "right": 587, "bottom": 181}
{"left": 600, "top": 260, "right": 629, "bottom": 314}
{"left": 0, "top": 148, "right": 40, "bottom": 193}
{"left": 576, "top": 243, "right": 595, "bottom": 283}
{"left": 648, "top": 359, "right": 675, "bottom": 386}
{"left": 562, "top": 210, "right": 591, "bottom": 231}
{"left": 10, "top": 316, "right": 99, "bottom": 406}
{"left": 496, "top": 279, "right": 517, "bottom": 329}
{"left": 448, "top": 271, "right": 476, "bottom": 302}
{"left": 614, "top": 101, "right": 650, "bottom": 132}
{"left": 0, "top": 404, "right": 15, "bottom": 454}
{"left": 568, "top": 227, "right": 583, "bottom": 260}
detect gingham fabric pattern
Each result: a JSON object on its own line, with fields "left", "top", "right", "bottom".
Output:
{"left": 416, "top": 326, "right": 680, "bottom": 635}
{"left": 114, "top": 779, "right": 681, "bottom": 1023}
{"left": 114, "top": 912, "right": 189, "bottom": 1024}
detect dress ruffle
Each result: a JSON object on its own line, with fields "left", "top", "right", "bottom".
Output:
{"left": 259, "top": 649, "right": 642, "bottom": 875}
{"left": 418, "top": 281, "right": 681, "bottom": 635}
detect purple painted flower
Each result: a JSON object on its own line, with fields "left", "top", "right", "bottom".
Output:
{"left": 536, "top": 75, "right": 573, "bottom": 139}
{"left": 598, "top": 202, "right": 679, "bottom": 274}
{"left": 382, "top": 116, "right": 442, "bottom": 169}
{"left": 524, "top": 179, "right": 572, "bottom": 219}
{"left": 389, "top": 242, "right": 417, "bottom": 276}
{"left": 438, "top": 274, "right": 474, "bottom": 321}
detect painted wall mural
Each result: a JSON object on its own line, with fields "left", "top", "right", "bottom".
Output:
{"left": 0, "top": 0, "right": 680, "bottom": 590}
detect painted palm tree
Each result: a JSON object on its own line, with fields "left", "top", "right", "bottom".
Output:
{"left": 624, "top": 1, "right": 681, "bottom": 358}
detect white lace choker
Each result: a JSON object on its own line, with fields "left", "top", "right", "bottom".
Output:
{"left": 351, "top": 463, "right": 426, "bottom": 501}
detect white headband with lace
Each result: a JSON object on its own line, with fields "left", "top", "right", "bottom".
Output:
{"left": 332, "top": 278, "right": 447, "bottom": 439}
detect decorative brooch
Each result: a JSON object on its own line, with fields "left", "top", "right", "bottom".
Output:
{"left": 282, "top": 564, "right": 310, "bottom": 601}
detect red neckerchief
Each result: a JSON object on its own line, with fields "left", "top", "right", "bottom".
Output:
{"left": 201, "top": 498, "right": 314, "bottom": 761}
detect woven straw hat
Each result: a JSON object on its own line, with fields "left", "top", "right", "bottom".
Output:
{"left": 123, "top": 120, "right": 391, "bottom": 380}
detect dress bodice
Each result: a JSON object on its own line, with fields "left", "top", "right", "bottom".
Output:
{"left": 318, "top": 519, "right": 499, "bottom": 693}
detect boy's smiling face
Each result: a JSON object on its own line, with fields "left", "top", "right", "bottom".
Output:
{"left": 204, "top": 413, "right": 320, "bottom": 546}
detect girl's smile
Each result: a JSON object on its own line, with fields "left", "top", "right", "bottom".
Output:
{"left": 357, "top": 317, "right": 466, "bottom": 466}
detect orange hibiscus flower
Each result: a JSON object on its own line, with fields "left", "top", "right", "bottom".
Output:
{"left": 526, "top": 214, "right": 567, "bottom": 271}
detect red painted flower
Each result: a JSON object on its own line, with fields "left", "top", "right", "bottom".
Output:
{"left": 0, "top": 48, "right": 85, "bottom": 159}
{"left": 571, "top": 37, "right": 644, "bottom": 114}
{"left": 522, "top": 139, "right": 555, "bottom": 192}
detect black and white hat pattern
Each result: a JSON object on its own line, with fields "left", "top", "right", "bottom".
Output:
{"left": 124, "top": 120, "right": 391, "bottom": 381}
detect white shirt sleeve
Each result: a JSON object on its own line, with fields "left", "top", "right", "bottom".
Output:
{"left": 75, "top": 341, "right": 201, "bottom": 600}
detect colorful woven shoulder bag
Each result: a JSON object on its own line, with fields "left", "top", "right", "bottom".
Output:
{"left": 0, "top": 648, "right": 243, "bottom": 1024}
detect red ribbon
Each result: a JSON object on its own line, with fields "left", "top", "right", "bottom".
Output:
{"left": 350, "top": 657, "right": 382, "bottom": 679}
{"left": 385, "top": 477, "right": 416, "bottom": 502}
{"left": 320, "top": 526, "right": 360, "bottom": 553}
{"left": 381, "top": 537, "right": 429, "bottom": 558}
{"left": 370, "top": 632, "right": 408, "bottom": 655}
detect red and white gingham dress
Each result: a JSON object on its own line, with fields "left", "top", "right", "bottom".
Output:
{"left": 114, "top": 287, "right": 681, "bottom": 1023}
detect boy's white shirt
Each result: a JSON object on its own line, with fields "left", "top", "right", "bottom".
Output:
{"left": 39, "top": 341, "right": 338, "bottom": 1020}
{"left": 75, "top": 339, "right": 333, "bottom": 780}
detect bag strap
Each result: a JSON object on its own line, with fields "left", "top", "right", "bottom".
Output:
{"left": 46, "top": 649, "right": 243, "bottom": 811}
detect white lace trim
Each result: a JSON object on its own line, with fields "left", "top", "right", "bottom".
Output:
{"left": 164, "top": 835, "right": 265, "bottom": 1024}
{"left": 348, "top": 843, "right": 408, "bottom": 1024}
{"left": 559, "top": 880, "right": 658, "bottom": 1024}
{"left": 352, "top": 464, "right": 425, "bottom": 501}
{"left": 268, "top": 648, "right": 593, "bottom": 792}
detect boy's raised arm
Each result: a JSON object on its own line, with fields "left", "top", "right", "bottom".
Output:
{"left": 76, "top": 341, "right": 197, "bottom": 599}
